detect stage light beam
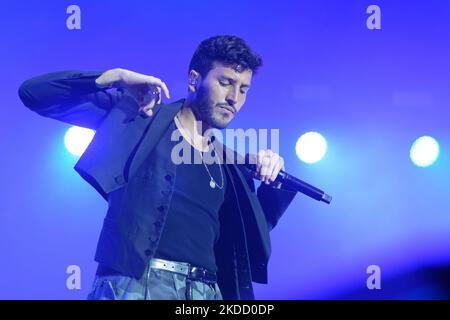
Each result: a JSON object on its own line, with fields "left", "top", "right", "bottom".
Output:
{"left": 295, "top": 131, "right": 328, "bottom": 164}
{"left": 410, "top": 136, "right": 439, "bottom": 167}
{"left": 64, "top": 126, "right": 95, "bottom": 157}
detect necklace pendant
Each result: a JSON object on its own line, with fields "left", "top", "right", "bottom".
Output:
{"left": 209, "top": 179, "right": 216, "bottom": 189}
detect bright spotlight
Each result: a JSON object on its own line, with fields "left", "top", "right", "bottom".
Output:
{"left": 410, "top": 136, "right": 439, "bottom": 167}
{"left": 295, "top": 131, "right": 328, "bottom": 164}
{"left": 64, "top": 126, "right": 95, "bottom": 157}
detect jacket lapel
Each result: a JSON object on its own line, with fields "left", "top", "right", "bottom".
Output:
{"left": 127, "top": 99, "right": 184, "bottom": 181}
{"left": 74, "top": 97, "right": 184, "bottom": 199}
{"left": 214, "top": 142, "right": 272, "bottom": 261}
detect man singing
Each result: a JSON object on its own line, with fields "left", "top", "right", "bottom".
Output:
{"left": 18, "top": 35, "right": 297, "bottom": 300}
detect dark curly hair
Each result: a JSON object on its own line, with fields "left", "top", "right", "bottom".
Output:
{"left": 188, "top": 35, "right": 263, "bottom": 77}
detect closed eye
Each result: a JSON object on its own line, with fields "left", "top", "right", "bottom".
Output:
{"left": 219, "top": 78, "right": 250, "bottom": 94}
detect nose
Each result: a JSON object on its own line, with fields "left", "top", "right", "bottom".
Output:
{"left": 226, "top": 88, "right": 238, "bottom": 106}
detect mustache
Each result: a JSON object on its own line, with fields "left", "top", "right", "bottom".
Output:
{"left": 216, "top": 103, "right": 236, "bottom": 114}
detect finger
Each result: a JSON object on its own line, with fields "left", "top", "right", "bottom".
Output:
{"left": 262, "top": 150, "right": 274, "bottom": 183}
{"left": 147, "top": 77, "right": 170, "bottom": 99}
{"left": 143, "top": 99, "right": 156, "bottom": 113}
{"left": 145, "top": 109, "right": 153, "bottom": 117}
{"left": 269, "top": 156, "right": 283, "bottom": 183}
{"left": 159, "top": 81, "right": 170, "bottom": 99}
{"left": 260, "top": 154, "right": 272, "bottom": 183}
{"left": 265, "top": 157, "right": 275, "bottom": 184}
{"left": 139, "top": 96, "right": 156, "bottom": 115}
{"left": 156, "top": 87, "right": 162, "bottom": 104}
{"left": 138, "top": 105, "right": 153, "bottom": 117}
{"left": 256, "top": 150, "right": 265, "bottom": 176}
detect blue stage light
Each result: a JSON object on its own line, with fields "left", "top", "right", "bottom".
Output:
{"left": 64, "top": 126, "right": 95, "bottom": 157}
{"left": 295, "top": 131, "right": 328, "bottom": 164}
{"left": 410, "top": 136, "right": 440, "bottom": 167}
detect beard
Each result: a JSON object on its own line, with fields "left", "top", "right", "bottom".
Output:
{"left": 191, "top": 84, "right": 234, "bottom": 130}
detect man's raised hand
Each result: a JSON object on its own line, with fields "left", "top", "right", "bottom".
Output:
{"left": 95, "top": 68, "right": 170, "bottom": 117}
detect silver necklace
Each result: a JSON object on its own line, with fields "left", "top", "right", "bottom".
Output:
{"left": 175, "top": 114, "right": 224, "bottom": 189}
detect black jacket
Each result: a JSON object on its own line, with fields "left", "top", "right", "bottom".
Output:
{"left": 18, "top": 71, "right": 297, "bottom": 299}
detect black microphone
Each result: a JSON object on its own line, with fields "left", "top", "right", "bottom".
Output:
{"left": 244, "top": 156, "right": 332, "bottom": 204}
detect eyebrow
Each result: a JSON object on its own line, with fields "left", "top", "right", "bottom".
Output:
{"left": 220, "top": 76, "right": 250, "bottom": 88}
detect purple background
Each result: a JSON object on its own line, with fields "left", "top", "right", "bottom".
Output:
{"left": 1, "top": 0, "right": 449, "bottom": 299}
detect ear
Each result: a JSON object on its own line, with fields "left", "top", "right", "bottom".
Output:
{"left": 188, "top": 70, "right": 201, "bottom": 92}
